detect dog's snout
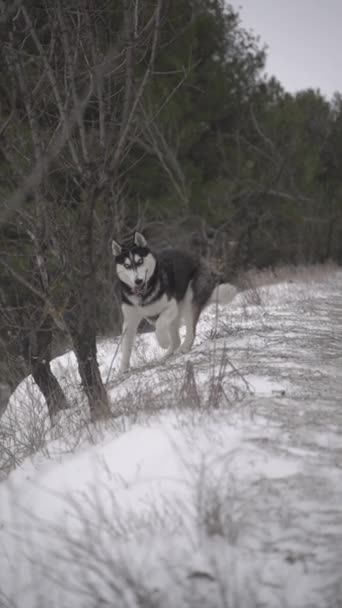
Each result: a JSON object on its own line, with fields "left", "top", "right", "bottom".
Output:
{"left": 135, "top": 278, "right": 143, "bottom": 286}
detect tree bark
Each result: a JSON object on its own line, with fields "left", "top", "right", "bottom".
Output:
{"left": 65, "top": 190, "right": 111, "bottom": 421}
{"left": 31, "top": 360, "right": 69, "bottom": 418}
{"left": 70, "top": 326, "right": 110, "bottom": 421}
{"left": 23, "top": 319, "right": 69, "bottom": 419}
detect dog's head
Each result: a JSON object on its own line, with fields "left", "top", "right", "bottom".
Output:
{"left": 112, "top": 232, "right": 156, "bottom": 295}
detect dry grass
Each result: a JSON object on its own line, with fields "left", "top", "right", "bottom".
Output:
{"left": 2, "top": 263, "right": 342, "bottom": 608}
{"left": 238, "top": 261, "right": 339, "bottom": 291}
{"left": 1, "top": 261, "right": 338, "bottom": 480}
{"left": 4, "top": 456, "right": 259, "bottom": 608}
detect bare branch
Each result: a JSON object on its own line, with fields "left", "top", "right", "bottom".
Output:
{"left": 1, "top": 44, "right": 133, "bottom": 220}
{"left": 137, "top": 107, "right": 189, "bottom": 204}
{"left": 0, "top": 108, "right": 15, "bottom": 139}
{"left": 250, "top": 104, "right": 277, "bottom": 154}
{"left": 56, "top": 2, "right": 89, "bottom": 163}
{"left": 120, "top": 3, "right": 134, "bottom": 134}
{"left": 1, "top": 84, "right": 92, "bottom": 221}
{"left": 110, "top": 0, "right": 163, "bottom": 173}
{"left": 21, "top": 4, "right": 82, "bottom": 170}
{"left": 0, "top": 0, "right": 22, "bottom": 24}
{"left": 0, "top": 258, "right": 67, "bottom": 331}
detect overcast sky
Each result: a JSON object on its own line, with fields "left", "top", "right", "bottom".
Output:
{"left": 229, "top": 0, "right": 342, "bottom": 99}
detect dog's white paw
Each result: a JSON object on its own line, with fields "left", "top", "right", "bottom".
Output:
{"left": 118, "top": 365, "right": 130, "bottom": 378}
{"left": 155, "top": 327, "right": 169, "bottom": 349}
{"left": 160, "top": 348, "right": 176, "bottom": 364}
{"left": 175, "top": 342, "right": 193, "bottom": 355}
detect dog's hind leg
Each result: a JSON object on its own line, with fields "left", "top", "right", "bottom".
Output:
{"left": 168, "top": 316, "right": 181, "bottom": 351}
{"left": 155, "top": 322, "right": 170, "bottom": 349}
{"left": 156, "top": 299, "right": 180, "bottom": 359}
{"left": 175, "top": 284, "right": 201, "bottom": 354}
{"left": 177, "top": 301, "right": 201, "bottom": 354}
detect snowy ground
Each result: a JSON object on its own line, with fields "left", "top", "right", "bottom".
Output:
{"left": 1, "top": 270, "right": 342, "bottom": 608}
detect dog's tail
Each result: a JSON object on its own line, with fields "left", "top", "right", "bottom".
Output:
{"left": 208, "top": 282, "right": 238, "bottom": 306}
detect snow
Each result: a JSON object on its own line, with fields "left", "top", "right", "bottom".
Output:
{"left": 1, "top": 272, "right": 342, "bottom": 607}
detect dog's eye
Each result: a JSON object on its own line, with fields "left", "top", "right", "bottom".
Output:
{"left": 124, "top": 262, "right": 132, "bottom": 270}
{"left": 136, "top": 258, "right": 143, "bottom": 266}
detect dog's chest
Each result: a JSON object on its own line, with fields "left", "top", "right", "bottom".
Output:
{"left": 139, "top": 294, "right": 169, "bottom": 317}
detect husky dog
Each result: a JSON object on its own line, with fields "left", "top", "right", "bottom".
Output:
{"left": 112, "top": 232, "right": 237, "bottom": 373}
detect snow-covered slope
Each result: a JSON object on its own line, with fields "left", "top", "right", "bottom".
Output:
{"left": 1, "top": 273, "right": 342, "bottom": 608}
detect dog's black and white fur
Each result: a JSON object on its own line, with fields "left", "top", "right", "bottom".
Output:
{"left": 112, "top": 232, "right": 237, "bottom": 373}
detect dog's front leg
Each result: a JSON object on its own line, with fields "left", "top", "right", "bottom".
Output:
{"left": 156, "top": 299, "right": 180, "bottom": 360}
{"left": 120, "top": 305, "right": 141, "bottom": 374}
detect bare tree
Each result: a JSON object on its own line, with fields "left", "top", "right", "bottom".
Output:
{"left": 1, "top": 0, "right": 164, "bottom": 419}
{"left": 0, "top": 258, "right": 69, "bottom": 419}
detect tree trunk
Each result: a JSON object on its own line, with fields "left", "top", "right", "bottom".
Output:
{"left": 32, "top": 360, "right": 69, "bottom": 418}
{"left": 63, "top": 186, "right": 112, "bottom": 421}
{"left": 23, "top": 319, "right": 69, "bottom": 419}
{"left": 71, "top": 328, "right": 111, "bottom": 421}
{"left": 65, "top": 273, "right": 111, "bottom": 421}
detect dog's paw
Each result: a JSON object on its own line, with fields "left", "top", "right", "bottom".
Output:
{"left": 118, "top": 366, "right": 130, "bottom": 378}
{"left": 160, "top": 348, "right": 176, "bottom": 364}
{"left": 175, "top": 342, "right": 192, "bottom": 355}
{"left": 155, "top": 328, "right": 169, "bottom": 349}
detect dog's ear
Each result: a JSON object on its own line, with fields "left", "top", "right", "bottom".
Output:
{"left": 133, "top": 231, "right": 147, "bottom": 248}
{"left": 112, "top": 239, "right": 122, "bottom": 256}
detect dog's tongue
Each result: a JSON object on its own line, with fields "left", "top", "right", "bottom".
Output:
{"left": 133, "top": 285, "right": 145, "bottom": 295}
